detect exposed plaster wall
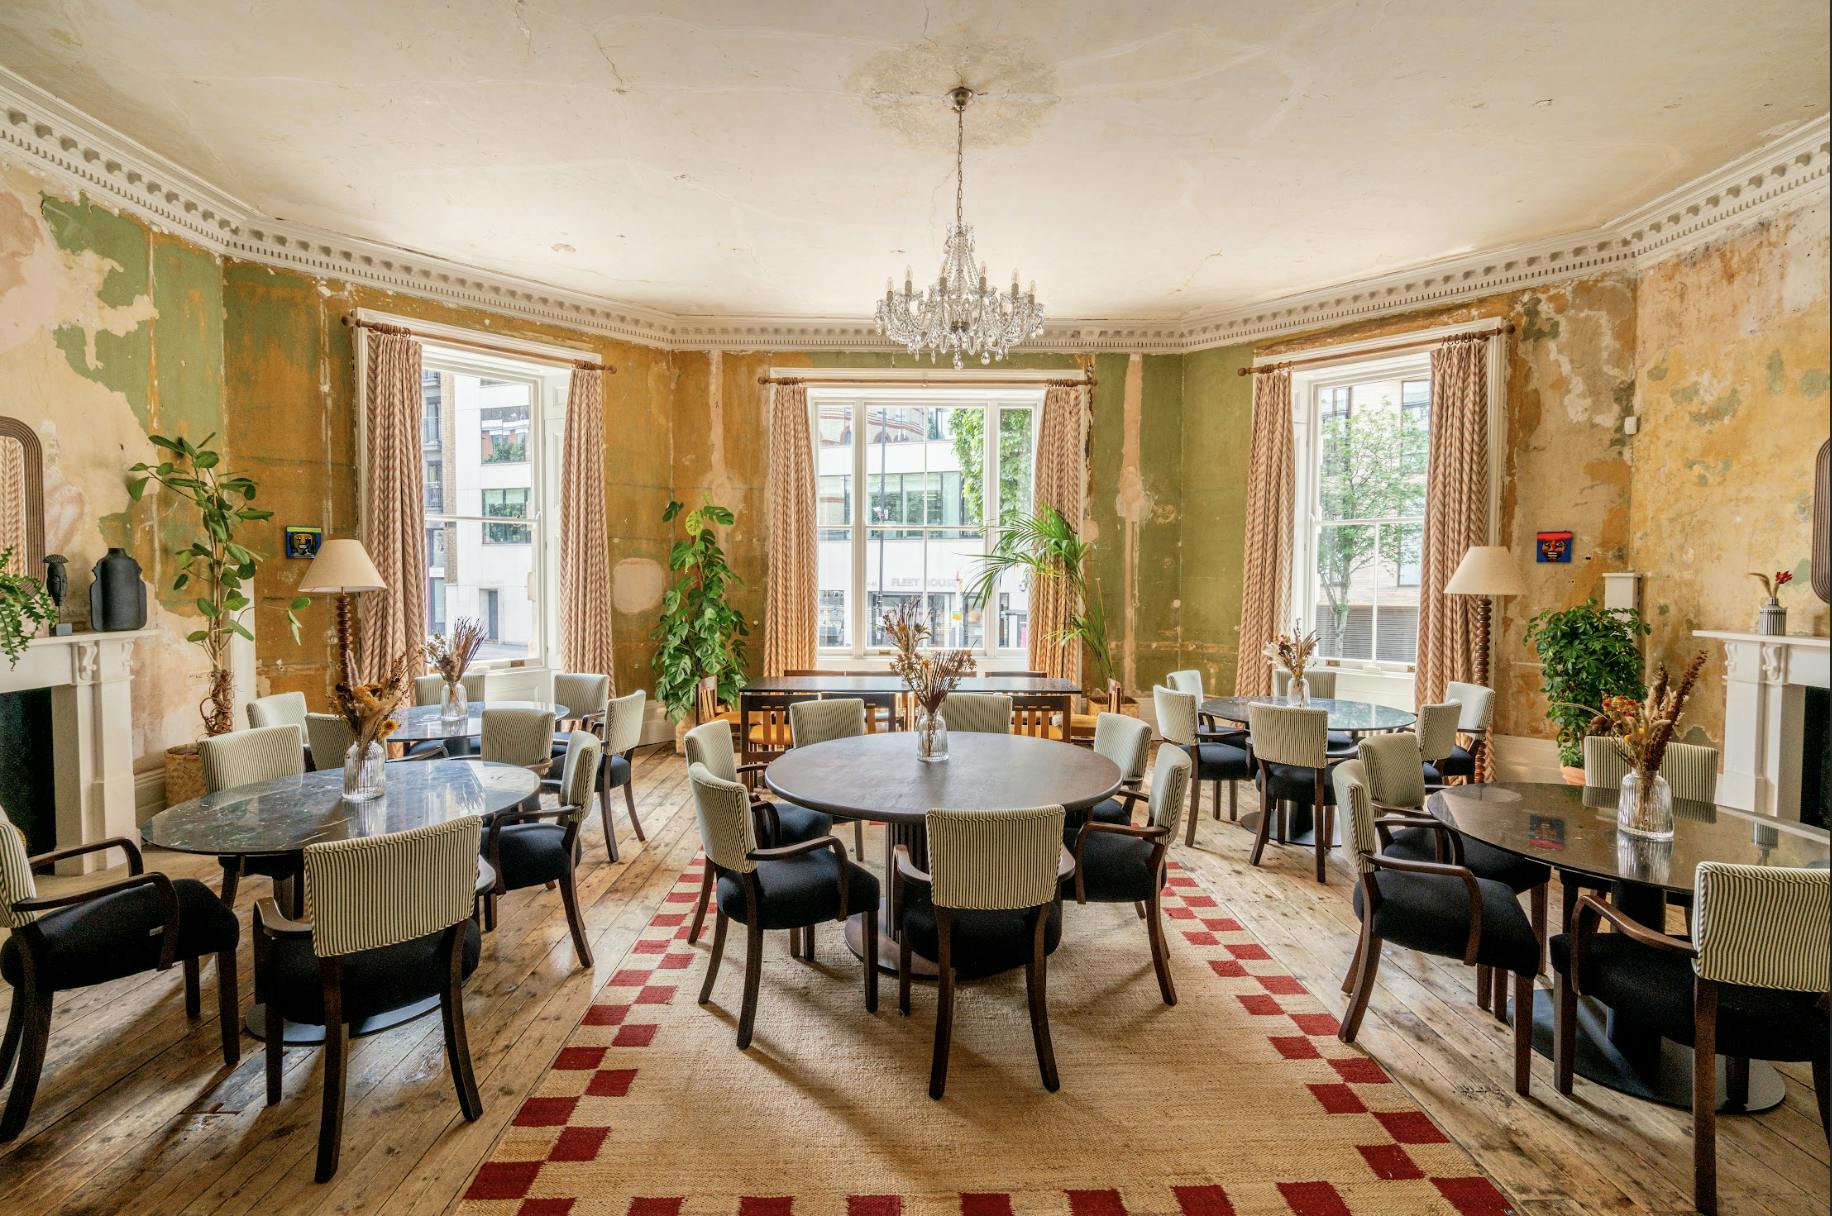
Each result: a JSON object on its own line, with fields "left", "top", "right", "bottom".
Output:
{"left": 1177, "top": 344, "right": 1254, "bottom": 694}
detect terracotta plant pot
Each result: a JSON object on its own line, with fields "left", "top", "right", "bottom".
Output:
{"left": 164, "top": 744, "right": 206, "bottom": 807}
{"left": 1559, "top": 764, "right": 1586, "bottom": 787}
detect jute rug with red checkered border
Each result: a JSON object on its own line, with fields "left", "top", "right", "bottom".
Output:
{"left": 458, "top": 856, "right": 1516, "bottom": 1216}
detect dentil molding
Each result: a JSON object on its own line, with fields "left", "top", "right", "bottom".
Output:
{"left": 3, "top": 66, "right": 1825, "bottom": 355}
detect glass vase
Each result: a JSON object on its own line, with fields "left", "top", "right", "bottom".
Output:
{"left": 1289, "top": 675, "right": 1311, "bottom": 706}
{"left": 342, "top": 740, "right": 387, "bottom": 801}
{"left": 1617, "top": 770, "right": 1673, "bottom": 841}
{"left": 915, "top": 707, "right": 948, "bottom": 763}
{"left": 439, "top": 678, "right": 468, "bottom": 727}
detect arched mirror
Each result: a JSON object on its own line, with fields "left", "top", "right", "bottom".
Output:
{"left": 1814, "top": 438, "right": 1829, "bottom": 604}
{"left": 0, "top": 417, "right": 45, "bottom": 577}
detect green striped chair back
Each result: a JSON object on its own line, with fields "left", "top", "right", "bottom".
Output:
{"left": 1275, "top": 669, "right": 1337, "bottom": 698}
{"left": 200, "top": 724, "right": 306, "bottom": 793}
{"left": 1445, "top": 682, "right": 1495, "bottom": 733}
{"left": 554, "top": 673, "right": 612, "bottom": 725}
{"left": 790, "top": 698, "right": 866, "bottom": 746}
{"left": 1147, "top": 746, "right": 1193, "bottom": 839}
{"left": 1331, "top": 759, "right": 1380, "bottom": 875}
{"left": 302, "top": 816, "right": 482, "bottom": 958}
{"left": 415, "top": 672, "right": 489, "bottom": 707}
{"left": 1152, "top": 685, "right": 1199, "bottom": 747}
{"left": 1358, "top": 732, "right": 1426, "bottom": 809}
{"left": 1414, "top": 701, "right": 1462, "bottom": 764}
{"left": 557, "top": 731, "right": 603, "bottom": 814}
{"left": 604, "top": 689, "right": 647, "bottom": 753}
{"left": 305, "top": 712, "right": 355, "bottom": 768}
{"left": 482, "top": 707, "right": 557, "bottom": 771}
{"left": 0, "top": 814, "right": 41, "bottom": 928}
{"left": 687, "top": 762, "right": 758, "bottom": 874}
{"left": 1693, "top": 862, "right": 1829, "bottom": 992}
{"left": 1166, "top": 670, "right": 1205, "bottom": 699}
{"left": 1583, "top": 737, "right": 1719, "bottom": 802}
{"left": 1093, "top": 712, "right": 1152, "bottom": 784}
{"left": 247, "top": 691, "right": 308, "bottom": 732}
{"left": 683, "top": 720, "right": 739, "bottom": 783}
{"left": 1247, "top": 703, "right": 1329, "bottom": 769}
{"left": 925, "top": 805, "right": 1065, "bottom": 911}
{"left": 939, "top": 693, "right": 1013, "bottom": 735}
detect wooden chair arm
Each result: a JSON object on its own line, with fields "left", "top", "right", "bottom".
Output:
{"left": 1568, "top": 893, "right": 1695, "bottom": 998}
{"left": 1371, "top": 813, "right": 1464, "bottom": 864}
{"left": 254, "top": 897, "right": 313, "bottom": 939}
{"left": 892, "top": 843, "right": 931, "bottom": 889}
{"left": 14, "top": 871, "right": 180, "bottom": 968}
{"left": 735, "top": 761, "right": 769, "bottom": 776}
{"left": 1367, "top": 852, "right": 1484, "bottom": 965}
{"left": 30, "top": 835, "right": 144, "bottom": 875}
{"left": 1112, "top": 787, "right": 1148, "bottom": 806}
{"left": 1069, "top": 821, "right": 1161, "bottom": 902}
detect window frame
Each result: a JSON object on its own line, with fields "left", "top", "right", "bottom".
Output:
{"left": 810, "top": 386, "right": 1042, "bottom": 666}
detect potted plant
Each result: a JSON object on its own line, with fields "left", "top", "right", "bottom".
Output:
{"left": 0, "top": 548, "right": 56, "bottom": 667}
{"left": 1522, "top": 597, "right": 1650, "bottom": 782}
{"left": 881, "top": 600, "right": 975, "bottom": 761}
{"left": 962, "top": 505, "right": 1114, "bottom": 691}
{"left": 128, "top": 433, "right": 309, "bottom": 803}
{"left": 651, "top": 497, "right": 748, "bottom": 745}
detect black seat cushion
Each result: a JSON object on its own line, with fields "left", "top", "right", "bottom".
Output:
{"left": 900, "top": 891, "right": 1063, "bottom": 980}
{"left": 759, "top": 799, "right": 834, "bottom": 845}
{"left": 1264, "top": 762, "right": 1340, "bottom": 806}
{"left": 715, "top": 851, "right": 880, "bottom": 930}
{"left": 1384, "top": 826, "right": 1550, "bottom": 894}
{"left": 494, "top": 822, "right": 574, "bottom": 890}
{"left": 1352, "top": 869, "right": 1538, "bottom": 975}
{"left": 1196, "top": 741, "right": 1253, "bottom": 780}
{"left": 543, "top": 750, "right": 633, "bottom": 790}
{"left": 1089, "top": 796, "right": 1133, "bottom": 825}
{"left": 1549, "top": 932, "right": 1830, "bottom": 1061}
{"left": 1327, "top": 730, "right": 1357, "bottom": 753}
{"left": 1072, "top": 831, "right": 1160, "bottom": 903}
{"left": 1429, "top": 744, "right": 1476, "bottom": 781}
{"left": 2, "top": 878, "right": 239, "bottom": 992}
{"left": 265, "top": 920, "right": 482, "bottom": 1025}
{"left": 239, "top": 853, "right": 301, "bottom": 880}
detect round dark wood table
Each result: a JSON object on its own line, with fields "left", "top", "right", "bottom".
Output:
{"left": 388, "top": 700, "right": 570, "bottom": 743}
{"left": 144, "top": 759, "right": 540, "bottom": 1043}
{"left": 764, "top": 732, "right": 1122, "bottom": 975}
{"left": 1428, "top": 781, "right": 1831, "bottom": 1112}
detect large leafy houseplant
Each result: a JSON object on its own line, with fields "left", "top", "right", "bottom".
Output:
{"left": 0, "top": 548, "right": 56, "bottom": 667}
{"left": 651, "top": 497, "right": 748, "bottom": 722}
{"left": 962, "top": 505, "right": 1114, "bottom": 688}
{"left": 1522, "top": 597, "right": 1650, "bottom": 768}
{"left": 129, "top": 433, "right": 308, "bottom": 737}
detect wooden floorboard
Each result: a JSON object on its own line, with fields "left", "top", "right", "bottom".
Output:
{"left": 0, "top": 749, "right": 1824, "bottom": 1214}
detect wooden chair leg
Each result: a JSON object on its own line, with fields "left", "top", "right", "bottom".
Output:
{"left": 698, "top": 910, "right": 729, "bottom": 1004}
{"left": 1513, "top": 969, "right": 1533, "bottom": 1096}
{"left": 688, "top": 865, "right": 715, "bottom": 945}
{"left": 1554, "top": 968, "right": 1576, "bottom": 1095}
{"left": 0, "top": 984, "right": 24, "bottom": 1088}
{"left": 1811, "top": 1054, "right": 1830, "bottom": 1138}
{"left": 736, "top": 922, "right": 764, "bottom": 1049}
{"left": 1338, "top": 930, "right": 1381, "bottom": 1043}
{"left": 1026, "top": 911, "right": 1060, "bottom": 1092}
{"left": 182, "top": 954, "right": 202, "bottom": 1019}
{"left": 0, "top": 987, "right": 51, "bottom": 1142}
{"left": 1248, "top": 766, "right": 1275, "bottom": 868}
{"left": 1693, "top": 978, "right": 1719, "bottom": 1216}
{"left": 861, "top": 912, "right": 878, "bottom": 1013}
{"left": 804, "top": 921, "right": 816, "bottom": 960}
{"left": 1341, "top": 935, "right": 1364, "bottom": 994}
{"left": 1146, "top": 889, "right": 1176, "bottom": 1006}
{"left": 216, "top": 949, "right": 240, "bottom": 1067}
{"left": 265, "top": 1010, "right": 285, "bottom": 1106}
{"left": 1312, "top": 774, "right": 1328, "bottom": 884}
{"left": 1530, "top": 883, "right": 1549, "bottom": 977}
{"left": 1476, "top": 964, "right": 1492, "bottom": 1011}
{"left": 1726, "top": 1056, "right": 1750, "bottom": 1111}
{"left": 599, "top": 780, "right": 621, "bottom": 864}
{"left": 1493, "top": 973, "right": 1510, "bottom": 1024}
{"left": 622, "top": 777, "right": 646, "bottom": 842}
{"left": 928, "top": 912, "right": 955, "bottom": 1100}
{"left": 1228, "top": 780, "right": 1238, "bottom": 822}
{"left": 558, "top": 867, "right": 594, "bottom": 969}
{"left": 898, "top": 924, "right": 913, "bottom": 1015}
{"left": 441, "top": 926, "right": 483, "bottom": 1121}
{"left": 853, "top": 818, "right": 864, "bottom": 855}
{"left": 1211, "top": 779, "right": 1221, "bottom": 820}
{"left": 314, "top": 966, "right": 347, "bottom": 1183}
{"left": 218, "top": 857, "right": 241, "bottom": 909}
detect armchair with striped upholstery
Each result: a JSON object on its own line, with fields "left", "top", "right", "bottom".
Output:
{"left": 1154, "top": 685, "right": 1251, "bottom": 842}
{"left": 1245, "top": 702, "right": 1335, "bottom": 883}
{"left": 938, "top": 692, "right": 1013, "bottom": 735}
{"left": 789, "top": 698, "right": 868, "bottom": 853}
{"left": 200, "top": 724, "right": 308, "bottom": 912}
{"left": 487, "top": 731, "right": 601, "bottom": 965}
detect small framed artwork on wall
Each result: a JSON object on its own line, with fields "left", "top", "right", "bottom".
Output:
{"left": 1536, "top": 531, "right": 1573, "bottom": 563}
{"left": 284, "top": 526, "right": 323, "bottom": 559}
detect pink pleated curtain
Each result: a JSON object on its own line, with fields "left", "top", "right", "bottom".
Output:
{"left": 1028, "top": 383, "right": 1087, "bottom": 683}
{"left": 357, "top": 330, "right": 427, "bottom": 681}
{"left": 762, "top": 381, "right": 817, "bottom": 676}
{"left": 560, "top": 366, "right": 616, "bottom": 684}
{"left": 1415, "top": 335, "right": 1491, "bottom": 709}
{"left": 1234, "top": 368, "right": 1294, "bottom": 696}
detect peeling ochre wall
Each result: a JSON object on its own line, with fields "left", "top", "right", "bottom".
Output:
{"left": 1177, "top": 344, "right": 1255, "bottom": 695}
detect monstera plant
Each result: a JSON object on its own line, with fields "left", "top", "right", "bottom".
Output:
{"left": 651, "top": 497, "right": 748, "bottom": 722}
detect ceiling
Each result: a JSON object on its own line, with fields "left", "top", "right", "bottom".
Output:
{"left": 1, "top": 1, "right": 1826, "bottom": 323}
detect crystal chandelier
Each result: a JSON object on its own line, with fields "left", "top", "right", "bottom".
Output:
{"left": 875, "top": 87, "right": 1045, "bottom": 368}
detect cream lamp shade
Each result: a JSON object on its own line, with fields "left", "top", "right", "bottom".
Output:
{"left": 299, "top": 538, "right": 385, "bottom": 593}
{"left": 1443, "top": 546, "right": 1527, "bottom": 597}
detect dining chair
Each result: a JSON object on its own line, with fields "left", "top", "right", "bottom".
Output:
{"left": 738, "top": 689, "right": 815, "bottom": 769}
{"left": 1011, "top": 692, "right": 1070, "bottom": 740}
{"left": 480, "top": 707, "right": 559, "bottom": 776}
{"left": 1438, "top": 681, "right": 1495, "bottom": 780}
{"left": 254, "top": 816, "right": 486, "bottom": 1181}
{"left": 1166, "top": 669, "right": 1205, "bottom": 699}
{"left": 414, "top": 671, "right": 489, "bottom": 706}
{"left": 246, "top": 691, "right": 312, "bottom": 768}
{"left": 1415, "top": 701, "right": 1464, "bottom": 788}
{"left": 694, "top": 674, "right": 739, "bottom": 727}
{"left": 200, "top": 724, "right": 307, "bottom": 911}
{"left": 1333, "top": 756, "right": 1538, "bottom": 1096}
{"left": 895, "top": 804, "right": 1070, "bottom": 1099}
{"left": 0, "top": 821, "right": 239, "bottom": 1141}
{"left": 1551, "top": 863, "right": 1829, "bottom": 1214}
{"left": 1245, "top": 702, "right": 1335, "bottom": 882}
{"left": 939, "top": 692, "right": 1012, "bottom": 734}
{"left": 681, "top": 720, "right": 835, "bottom": 944}
{"left": 1358, "top": 732, "right": 1550, "bottom": 1019}
{"left": 789, "top": 698, "right": 868, "bottom": 853}
{"left": 1069, "top": 744, "right": 1192, "bottom": 1005}
{"left": 1083, "top": 711, "right": 1153, "bottom": 838}
{"left": 1067, "top": 677, "right": 1124, "bottom": 745}
{"left": 1579, "top": 737, "right": 1721, "bottom": 930}
{"left": 687, "top": 762, "right": 878, "bottom": 1049}
{"left": 552, "top": 672, "right": 611, "bottom": 735}
{"left": 485, "top": 731, "right": 601, "bottom": 965}
{"left": 1272, "top": 669, "right": 1354, "bottom": 753}
{"left": 1154, "top": 685, "right": 1251, "bottom": 842}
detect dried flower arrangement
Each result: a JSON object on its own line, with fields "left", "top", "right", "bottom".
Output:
{"left": 880, "top": 601, "right": 975, "bottom": 715}
{"left": 1266, "top": 628, "right": 1320, "bottom": 684}
{"left": 427, "top": 617, "right": 486, "bottom": 684}
{"left": 335, "top": 645, "right": 420, "bottom": 753}
{"left": 1582, "top": 652, "right": 1707, "bottom": 780}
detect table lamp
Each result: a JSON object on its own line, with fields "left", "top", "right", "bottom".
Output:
{"left": 299, "top": 538, "right": 385, "bottom": 685}
{"left": 1443, "top": 545, "right": 1527, "bottom": 688}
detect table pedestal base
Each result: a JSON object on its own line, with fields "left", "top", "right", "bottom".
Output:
{"left": 1523, "top": 988, "right": 1785, "bottom": 1112}
{"left": 1236, "top": 803, "right": 1342, "bottom": 849}
{"left": 243, "top": 996, "right": 441, "bottom": 1046}
{"left": 844, "top": 906, "right": 938, "bottom": 978}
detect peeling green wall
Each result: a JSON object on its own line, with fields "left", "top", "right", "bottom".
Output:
{"left": 1177, "top": 344, "right": 1254, "bottom": 694}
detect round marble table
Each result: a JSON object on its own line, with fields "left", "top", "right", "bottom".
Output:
{"left": 144, "top": 759, "right": 540, "bottom": 1042}
{"left": 388, "top": 700, "right": 570, "bottom": 743}
{"left": 765, "top": 732, "right": 1121, "bottom": 974}
{"left": 1428, "top": 781, "right": 1831, "bottom": 1112}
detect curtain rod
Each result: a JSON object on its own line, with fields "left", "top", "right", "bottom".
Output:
{"left": 342, "top": 315, "right": 615, "bottom": 374}
{"left": 1238, "top": 323, "right": 1515, "bottom": 377}
{"left": 758, "top": 373, "right": 1095, "bottom": 389}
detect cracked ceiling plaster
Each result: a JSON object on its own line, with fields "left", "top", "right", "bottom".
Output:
{"left": 0, "top": 0, "right": 1825, "bottom": 322}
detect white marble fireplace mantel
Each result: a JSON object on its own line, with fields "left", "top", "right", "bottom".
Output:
{"left": 1695, "top": 630, "right": 1830, "bottom": 819}
{"left": 2, "top": 628, "right": 156, "bottom": 873}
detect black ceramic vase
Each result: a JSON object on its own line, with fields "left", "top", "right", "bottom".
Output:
{"left": 89, "top": 547, "right": 147, "bottom": 631}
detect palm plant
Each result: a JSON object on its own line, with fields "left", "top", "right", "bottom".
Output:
{"left": 963, "top": 505, "right": 1113, "bottom": 688}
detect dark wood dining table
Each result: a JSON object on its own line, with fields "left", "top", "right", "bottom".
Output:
{"left": 738, "top": 674, "right": 1082, "bottom": 762}
{"left": 1428, "top": 781, "right": 1831, "bottom": 1112}
{"left": 764, "top": 731, "right": 1120, "bottom": 976}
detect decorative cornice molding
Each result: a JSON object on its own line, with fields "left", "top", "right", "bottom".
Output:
{"left": 2, "top": 65, "right": 1824, "bottom": 355}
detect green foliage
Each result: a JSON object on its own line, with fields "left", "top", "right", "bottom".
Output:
{"left": 0, "top": 550, "right": 56, "bottom": 668}
{"left": 129, "top": 432, "right": 309, "bottom": 735}
{"left": 945, "top": 407, "right": 1031, "bottom": 526}
{"left": 962, "top": 505, "right": 1113, "bottom": 688}
{"left": 482, "top": 438, "right": 527, "bottom": 465}
{"left": 651, "top": 497, "right": 749, "bottom": 721}
{"left": 1315, "top": 403, "right": 1428, "bottom": 645}
{"left": 1522, "top": 597, "right": 1650, "bottom": 767}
